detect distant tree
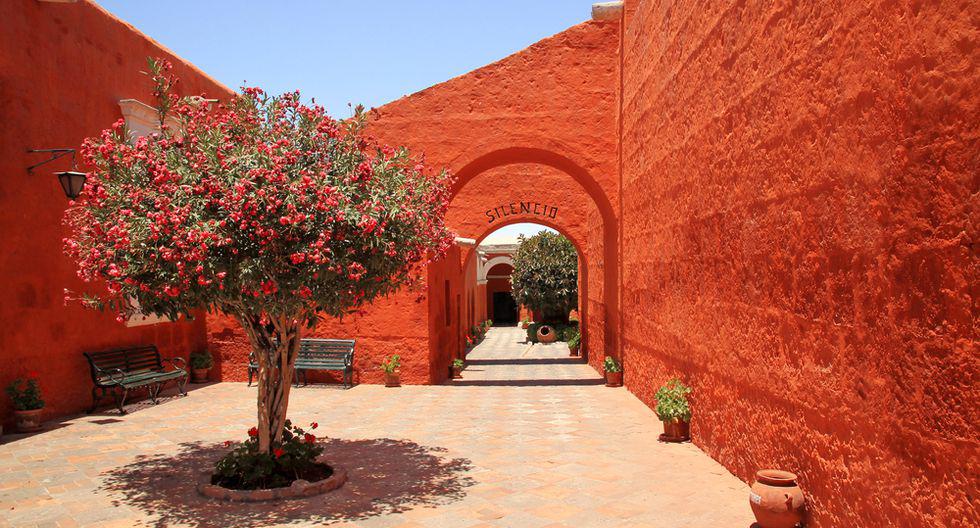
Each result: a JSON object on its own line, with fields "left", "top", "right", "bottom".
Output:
{"left": 64, "top": 58, "right": 454, "bottom": 456}
{"left": 510, "top": 232, "right": 577, "bottom": 319}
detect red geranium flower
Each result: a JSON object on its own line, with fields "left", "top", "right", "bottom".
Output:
{"left": 273, "top": 448, "right": 284, "bottom": 459}
{"left": 304, "top": 433, "right": 316, "bottom": 444}
{"left": 247, "top": 427, "right": 258, "bottom": 437}
{"left": 310, "top": 422, "right": 318, "bottom": 430}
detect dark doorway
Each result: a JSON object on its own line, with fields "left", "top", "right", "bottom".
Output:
{"left": 492, "top": 292, "right": 518, "bottom": 325}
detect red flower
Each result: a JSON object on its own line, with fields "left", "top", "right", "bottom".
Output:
{"left": 273, "top": 448, "right": 284, "bottom": 459}
{"left": 224, "top": 440, "right": 233, "bottom": 447}
{"left": 247, "top": 427, "right": 258, "bottom": 437}
{"left": 304, "top": 433, "right": 316, "bottom": 445}
{"left": 310, "top": 422, "right": 318, "bottom": 430}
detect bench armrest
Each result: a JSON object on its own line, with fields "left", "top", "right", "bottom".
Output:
{"left": 95, "top": 366, "right": 127, "bottom": 385}
{"left": 164, "top": 357, "right": 187, "bottom": 371}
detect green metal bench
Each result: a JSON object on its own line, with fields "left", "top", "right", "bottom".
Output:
{"left": 248, "top": 338, "right": 354, "bottom": 389}
{"left": 83, "top": 345, "right": 187, "bottom": 414}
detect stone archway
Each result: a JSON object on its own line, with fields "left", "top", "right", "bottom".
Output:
{"left": 446, "top": 154, "right": 611, "bottom": 366}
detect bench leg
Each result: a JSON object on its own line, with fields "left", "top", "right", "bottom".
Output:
{"left": 177, "top": 374, "right": 187, "bottom": 396}
{"left": 148, "top": 383, "right": 160, "bottom": 404}
{"left": 88, "top": 387, "right": 103, "bottom": 414}
{"left": 247, "top": 367, "right": 254, "bottom": 387}
{"left": 115, "top": 387, "right": 129, "bottom": 414}
{"left": 344, "top": 368, "right": 351, "bottom": 389}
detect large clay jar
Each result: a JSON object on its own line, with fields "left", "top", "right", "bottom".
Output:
{"left": 536, "top": 325, "right": 558, "bottom": 343}
{"left": 750, "top": 470, "right": 805, "bottom": 528}
{"left": 14, "top": 409, "right": 44, "bottom": 433}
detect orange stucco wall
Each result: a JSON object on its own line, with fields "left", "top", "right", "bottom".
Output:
{"left": 209, "top": 244, "right": 466, "bottom": 386}
{"left": 619, "top": 1, "right": 978, "bottom": 526}
{"left": 0, "top": 0, "right": 231, "bottom": 424}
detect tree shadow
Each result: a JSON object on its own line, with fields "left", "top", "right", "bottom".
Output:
{"left": 99, "top": 438, "right": 475, "bottom": 527}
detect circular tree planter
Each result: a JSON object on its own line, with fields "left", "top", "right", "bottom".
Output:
{"left": 198, "top": 459, "right": 347, "bottom": 502}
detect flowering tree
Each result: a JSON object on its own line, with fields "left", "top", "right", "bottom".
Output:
{"left": 510, "top": 231, "right": 578, "bottom": 320}
{"left": 64, "top": 59, "right": 454, "bottom": 455}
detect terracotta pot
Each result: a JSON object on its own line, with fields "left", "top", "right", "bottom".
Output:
{"left": 661, "top": 419, "right": 690, "bottom": 442}
{"left": 536, "top": 325, "right": 557, "bottom": 343}
{"left": 568, "top": 345, "right": 580, "bottom": 357}
{"left": 452, "top": 366, "right": 463, "bottom": 379}
{"left": 750, "top": 470, "right": 805, "bottom": 528}
{"left": 605, "top": 371, "right": 623, "bottom": 387}
{"left": 14, "top": 408, "right": 44, "bottom": 433}
{"left": 191, "top": 368, "right": 210, "bottom": 383}
{"left": 384, "top": 371, "right": 400, "bottom": 387}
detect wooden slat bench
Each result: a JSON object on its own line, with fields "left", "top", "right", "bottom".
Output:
{"left": 83, "top": 345, "right": 187, "bottom": 414}
{"left": 248, "top": 338, "right": 355, "bottom": 389}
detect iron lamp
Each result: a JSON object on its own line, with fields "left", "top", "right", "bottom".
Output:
{"left": 27, "top": 148, "right": 88, "bottom": 199}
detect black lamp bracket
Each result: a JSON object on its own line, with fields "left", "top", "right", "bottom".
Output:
{"left": 27, "top": 148, "right": 77, "bottom": 173}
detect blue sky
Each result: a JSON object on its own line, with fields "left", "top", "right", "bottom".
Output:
{"left": 99, "top": 0, "right": 591, "bottom": 117}
{"left": 97, "top": 1, "right": 578, "bottom": 242}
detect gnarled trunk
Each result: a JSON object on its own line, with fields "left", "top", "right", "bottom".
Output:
{"left": 237, "top": 312, "right": 301, "bottom": 454}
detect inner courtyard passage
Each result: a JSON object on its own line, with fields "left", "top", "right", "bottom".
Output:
{"left": 0, "top": 327, "right": 754, "bottom": 528}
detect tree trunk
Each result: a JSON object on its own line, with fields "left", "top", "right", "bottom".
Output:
{"left": 238, "top": 312, "right": 301, "bottom": 454}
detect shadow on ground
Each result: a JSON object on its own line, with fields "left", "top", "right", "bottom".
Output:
{"left": 465, "top": 358, "right": 584, "bottom": 366}
{"left": 450, "top": 378, "right": 605, "bottom": 386}
{"left": 100, "top": 438, "right": 475, "bottom": 527}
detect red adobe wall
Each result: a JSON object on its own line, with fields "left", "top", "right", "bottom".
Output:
{"left": 0, "top": 0, "right": 232, "bottom": 423}
{"left": 210, "top": 244, "right": 465, "bottom": 386}
{"left": 619, "top": 1, "right": 978, "bottom": 526}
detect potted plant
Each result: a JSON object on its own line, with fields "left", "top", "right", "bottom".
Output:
{"left": 567, "top": 331, "right": 581, "bottom": 357}
{"left": 603, "top": 356, "right": 622, "bottom": 387}
{"left": 189, "top": 350, "right": 213, "bottom": 383}
{"left": 520, "top": 318, "right": 530, "bottom": 329}
{"left": 655, "top": 378, "right": 691, "bottom": 442}
{"left": 381, "top": 355, "right": 401, "bottom": 387}
{"left": 451, "top": 358, "right": 464, "bottom": 379}
{"left": 6, "top": 375, "right": 44, "bottom": 432}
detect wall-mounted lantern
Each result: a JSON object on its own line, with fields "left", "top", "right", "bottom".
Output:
{"left": 26, "top": 148, "right": 87, "bottom": 199}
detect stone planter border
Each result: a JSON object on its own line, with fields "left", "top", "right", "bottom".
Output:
{"left": 197, "top": 459, "right": 347, "bottom": 502}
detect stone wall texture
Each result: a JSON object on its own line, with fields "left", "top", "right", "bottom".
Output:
{"left": 619, "top": 1, "right": 978, "bottom": 526}
{"left": 0, "top": 0, "right": 231, "bottom": 421}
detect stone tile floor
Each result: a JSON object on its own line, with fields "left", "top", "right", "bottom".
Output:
{"left": 0, "top": 327, "right": 755, "bottom": 527}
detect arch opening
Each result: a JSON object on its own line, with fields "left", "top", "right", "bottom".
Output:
{"left": 445, "top": 148, "right": 614, "bottom": 368}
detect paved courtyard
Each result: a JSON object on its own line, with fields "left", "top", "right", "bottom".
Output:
{"left": 0, "top": 327, "right": 754, "bottom": 527}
